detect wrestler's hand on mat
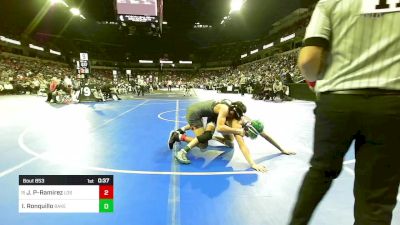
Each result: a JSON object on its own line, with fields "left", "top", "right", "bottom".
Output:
{"left": 251, "top": 163, "right": 267, "bottom": 172}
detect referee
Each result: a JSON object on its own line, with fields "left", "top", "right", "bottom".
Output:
{"left": 289, "top": 1, "right": 400, "bottom": 225}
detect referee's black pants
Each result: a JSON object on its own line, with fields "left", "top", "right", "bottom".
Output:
{"left": 289, "top": 93, "right": 400, "bottom": 225}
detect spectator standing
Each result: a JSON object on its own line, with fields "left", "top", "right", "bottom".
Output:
{"left": 46, "top": 77, "right": 58, "bottom": 102}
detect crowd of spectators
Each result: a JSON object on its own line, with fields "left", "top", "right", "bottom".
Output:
{"left": 0, "top": 55, "right": 127, "bottom": 103}
{"left": 0, "top": 54, "right": 70, "bottom": 96}
{"left": 0, "top": 49, "right": 303, "bottom": 102}
{"left": 187, "top": 50, "right": 303, "bottom": 100}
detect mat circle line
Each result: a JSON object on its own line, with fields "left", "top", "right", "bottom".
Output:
{"left": 158, "top": 109, "right": 187, "bottom": 123}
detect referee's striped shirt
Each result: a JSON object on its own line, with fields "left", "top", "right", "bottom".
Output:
{"left": 304, "top": 0, "right": 400, "bottom": 92}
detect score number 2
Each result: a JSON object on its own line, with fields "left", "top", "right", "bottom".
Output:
{"left": 103, "top": 190, "right": 109, "bottom": 196}
{"left": 376, "top": 0, "right": 400, "bottom": 9}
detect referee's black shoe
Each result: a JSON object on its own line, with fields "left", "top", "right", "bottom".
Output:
{"left": 168, "top": 131, "right": 180, "bottom": 150}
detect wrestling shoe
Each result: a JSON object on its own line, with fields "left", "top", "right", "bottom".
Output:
{"left": 174, "top": 149, "right": 191, "bottom": 164}
{"left": 168, "top": 130, "right": 180, "bottom": 150}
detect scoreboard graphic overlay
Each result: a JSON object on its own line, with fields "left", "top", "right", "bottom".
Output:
{"left": 19, "top": 175, "right": 114, "bottom": 213}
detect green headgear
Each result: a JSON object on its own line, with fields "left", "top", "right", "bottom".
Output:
{"left": 246, "top": 120, "right": 264, "bottom": 139}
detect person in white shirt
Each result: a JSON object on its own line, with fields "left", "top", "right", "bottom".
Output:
{"left": 137, "top": 77, "right": 145, "bottom": 96}
{"left": 167, "top": 79, "right": 173, "bottom": 92}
